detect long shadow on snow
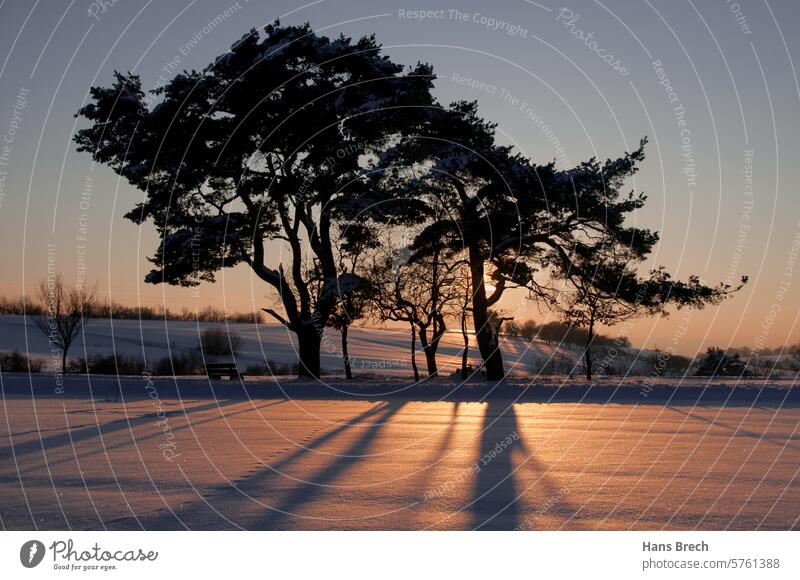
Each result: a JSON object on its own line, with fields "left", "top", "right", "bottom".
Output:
{"left": 136, "top": 401, "right": 400, "bottom": 529}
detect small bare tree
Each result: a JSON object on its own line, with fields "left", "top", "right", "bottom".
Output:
{"left": 554, "top": 239, "right": 745, "bottom": 380}
{"left": 321, "top": 224, "right": 378, "bottom": 380}
{"left": 368, "top": 243, "right": 423, "bottom": 381}
{"left": 369, "top": 229, "right": 463, "bottom": 380}
{"left": 451, "top": 263, "right": 473, "bottom": 379}
{"left": 33, "top": 275, "right": 97, "bottom": 373}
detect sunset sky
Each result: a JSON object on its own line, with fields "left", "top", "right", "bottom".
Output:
{"left": 0, "top": 0, "right": 798, "bottom": 356}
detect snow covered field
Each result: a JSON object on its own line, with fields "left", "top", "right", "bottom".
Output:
{"left": 1, "top": 390, "right": 798, "bottom": 530}
{"left": 1, "top": 315, "right": 798, "bottom": 530}
{"left": 0, "top": 314, "right": 627, "bottom": 377}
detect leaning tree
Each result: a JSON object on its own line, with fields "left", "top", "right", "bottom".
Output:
{"left": 551, "top": 235, "right": 746, "bottom": 380}
{"left": 74, "top": 23, "right": 434, "bottom": 377}
{"left": 379, "top": 101, "right": 742, "bottom": 380}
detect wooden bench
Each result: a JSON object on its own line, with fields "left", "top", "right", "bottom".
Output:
{"left": 205, "top": 362, "right": 246, "bottom": 380}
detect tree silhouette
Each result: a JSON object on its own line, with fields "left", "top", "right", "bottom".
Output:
{"left": 451, "top": 262, "right": 474, "bottom": 379}
{"left": 696, "top": 347, "right": 746, "bottom": 376}
{"left": 379, "top": 101, "right": 743, "bottom": 380}
{"left": 74, "top": 22, "right": 434, "bottom": 378}
{"left": 552, "top": 233, "right": 746, "bottom": 380}
{"left": 367, "top": 229, "right": 461, "bottom": 379}
{"left": 32, "top": 275, "right": 97, "bottom": 374}
{"left": 319, "top": 223, "right": 376, "bottom": 379}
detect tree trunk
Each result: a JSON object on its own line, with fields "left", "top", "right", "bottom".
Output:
{"left": 297, "top": 325, "right": 322, "bottom": 379}
{"left": 417, "top": 326, "right": 438, "bottom": 378}
{"left": 584, "top": 319, "right": 594, "bottom": 381}
{"left": 468, "top": 245, "right": 504, "bottom": 380}
{"left": 460, "top": 311, "right": 469, "bottom": 380}
{"left": 409, "top": 323, "right": 419, "bottom": 382}
{"left": 61, "top": 349, "right": 68, "bottom": 375}
{"left": 429, "top": 314, "right": 446, "bottom": 378}
{"left": 422, "top": 345, "right": 438, "bottom": 377}
{"left": 341, "top": 325, "right": 352, "bottom": 380}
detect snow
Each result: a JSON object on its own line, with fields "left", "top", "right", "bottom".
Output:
{"left": 0, "top": 314, "right": 638, "bottom": 377}
{"left": 0, "top": 390, "right": 797, "bottom": 530}
{"left": 1, "top": 314, "right": 798, "bottom": 530}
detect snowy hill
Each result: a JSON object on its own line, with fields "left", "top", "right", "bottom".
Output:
{"left": 0, "top": 314, "right": 652, "bottom": 377}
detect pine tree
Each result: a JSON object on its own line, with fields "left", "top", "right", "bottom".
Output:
{"left": 74, "top": 23, "right": 434, "bottom": 378}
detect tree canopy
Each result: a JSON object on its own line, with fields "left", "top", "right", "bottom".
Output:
{"left": 75, "top": 22, "right": 744, "bottom": 381}
{"left": 75, "top": 22, "right": 435, "bottom": 377}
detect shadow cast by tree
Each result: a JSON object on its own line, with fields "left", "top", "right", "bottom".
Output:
{"left": 668, "top": 407, "right": 799, "bottom": 450}
{"left": 254, "top": 399, "right": 407, "bottom": 528}
{"left": 470, "top": 399, "right": 524, "bottom": 530}
{"left": 0, "top": 399, "right": 247, "bottom": 461}
{"left": 469, "top": 400, "right": 575, "bottom": 530}
{"left": 10, "top": 400, "right": 289, "bottom": 476}
{"left": 137, "top": 401, "right": 405, "bottom": 529}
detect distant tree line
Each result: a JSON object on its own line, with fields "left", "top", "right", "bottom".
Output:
{"left": 694, "top": 345, "right": 800, "bottom": 377}
{"left": 1, "top": 295, "right": 264, "bottom": 323}
{"left": 505, "top": 319, "right": 631, "bottom": 348}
